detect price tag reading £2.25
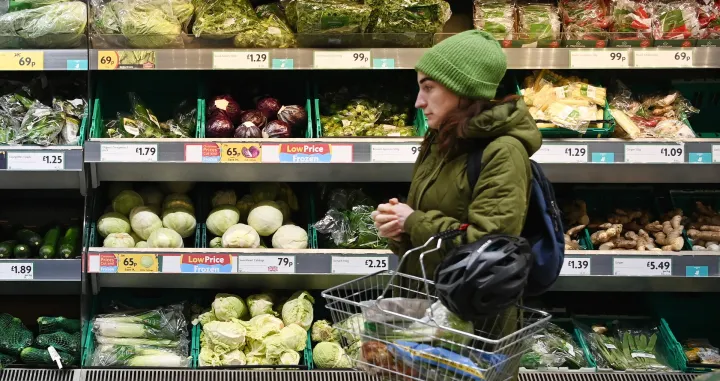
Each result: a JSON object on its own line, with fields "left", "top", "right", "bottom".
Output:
{"left": 561, "top": 257, "right": 591, "bottom": 275}
{"left": 0, "top": 262, "right": 33, "bottom": 280}
{"left": 100, "top": 144, "right": 158, "bottom": 162}
{"left": 331, "top": 256, "right": 389, "bottom": 275}
{"left": 570, "top": 50, "right": 629, "bottom": 69}
{"left": 237, "top": 256, "right": 295, "bottom": 274}
{"left": 7, "top": 152, "right": 64, "bottom": 170}
{"left": 613, "top": 257, "right": 672, "bottom": 276}
{"left": 625, "top": 144, "right": 684, "bottom": 163}
{"left": 532, "top": 145, "right": 588, "bottom": 163}
{"left": 314, "top": 51, "right": 371, "bottom": 69}
{"left": 370, "top": 144, "right": 420, "bottom": 163}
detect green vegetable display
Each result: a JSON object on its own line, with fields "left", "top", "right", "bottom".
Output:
{"left": 517, "top": 3, "right": 560, "bottom": 41}
{"left": 473, "top": 1, "right": 515, "bottom": 39}
{"left": 368, "top": 0, "right": 451, "bottom": 47}
{"left": 520, "top": 322, "right": 588, "bottom": 369}
{"left": 320, "top": 87, "right": 415, "bottom": 137}
{"left": 0, "top": 313, "right": 81, "bottom": 367}
{"left": 295, "top": 0, "right": 372, "bottom": 34}
{"left": 233, "top": 14, "right": 297, "bottom": 48}
{"left": 193, "top": 0, "right": 258, "bottom": 39}
{"left": 0, "top": 1, "right": 87, "bottom": 48}
{"left": 255, "top": 3, "right": 288, "bottom": 23}
{"left": 580, "top": 322, "right": 669, "bottom": 371}
{"left": 314, "top": 188, "right": 388, "bottom": 249}
{"left": 104, "top": 94, "right": 196, "bottom": 139}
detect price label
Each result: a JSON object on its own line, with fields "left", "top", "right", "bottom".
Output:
{"left": 570, "top": 50, "right": 629, "bottom": 69}
{"left": 613, "top": 257, "right": 672, "bottom": 276}
{"left": 370, "top": 144, "right": 420, "bottom": 163}
{"left": 97, "top": 51, "right": 119, "bottom": 70}
{"left": 331, "top": 256, "right": 389, "bottom": 274}
{"left": 237, "top": 256, "right": 295, "bottom": 273}
{"left": 7, "top": 152, "right": 64, "bottom": 170}
{"left": 625, "top": 144, "right": 684, "bottom": 163}
{"left": 0, "top": 51, "right": 44, "bottom": 70}
{"left": 532, "top": 145, "right": 588, "bottom": 163}
{"left": 213, "top": 51, "right": 270, "bottom": 69}
{"left": 561, "top": 257, "right": 591, "bottom": 275}
{"left": 314, "top": 51, "right": 371, "bottom": 69}
{"left": 713, "top": 145, "right": 720, "bottom": 162}
{"left": 117, "top": 254, "right": 158, "bottom": 273}
{"left": 220, "top": 143, "right": 262, "bottom": 163}
{"left": 0, "top": 262, "right": 33, "bottom": 280}
{"left": 634, "top": 49, "right": 693, "bottom": 68}
{"left": 100, "top": 144, "right": 158, "bottom": 162}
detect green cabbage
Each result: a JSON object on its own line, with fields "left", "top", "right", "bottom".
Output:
{"left": 247, "top": 205, "right": 283, "bottom": 236}
{"left": 206, "top": 205, "right": 240, "bottom": 236}
{"left": 98, "top": 212, "right": 131, "bottom": 237}
{"left": 161, "top": 207, "right": 197, "bottom": 238}
{"left": 280, "top": 323, "right": 307, "bottom": 351}
{"left": 202, "top": 320, "right": 246, "bottom": 352}
{"left": 247, "top": 294, "right": 275, "bottom": 318}
{"left": 221, "top": 223, "right": 260, "bottom": 248}
{"left": 193, "top": 0, "right": 258, "bottom": 38}
{"left": 281, "top": 291, "right": 314, "bottom": 330}
{"left": 112, "top": 0, "right": 183, "bottom": 48}
{"left": 113, "top": 190, "right": 144, "bottom": 216}
{"left": 211, "top": 189, "right": 237, "bottom": 207}
{"left": 313, "top": 341, "right": 351, "bottom": 369}
{"left": 212, "top": 293, "right": 248, "bottom": 321}
{"left": 147, "top": 228, "right": 183, "bottom": 248}
{"left": 104, "top": 232, "right": 135, "bottom": 248}
{"left": 130, "top": 206, "right": 163, "bottom": 240}
{"left": 247, "top": 314, "right": 284, "bottom": 340}
{"left": 272, "top": 224, "right": 308, "bottom": 249}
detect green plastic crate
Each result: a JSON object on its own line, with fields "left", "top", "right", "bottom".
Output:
{"left": 520, "top": 319, "right": 595, "bottom": 372}
{"left": 90, "top": 72, "right": 203, "bottom": 139}
{"left": 191, "top": 320, "right": 312, "bottom": 369}
{"left": 672, "top": 79, "right": 719, "bottom": 136}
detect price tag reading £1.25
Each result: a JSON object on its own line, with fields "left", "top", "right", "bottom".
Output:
{"left": 100, "top": 144, "right": 158, "bottom": 162}
{"left": 625, "top": 144, "right": 684, "bottom": 163}
{"left": 613, "top": 257, "right": 672, "bottom": 276}
{"left": 7, "top": 152, "right": 64, "bottom": 170}
{"left": 331, "top": 256, "right": 389, "bottom": 275}
{"left": 0, "top": 262, "right": 33, "bottom": 280}
{"left": 370, "top": 144, "right": 420, "bottom": 163}
{"left": 532, "top": 145, "right": 588, "bottom": 163}
{"left": 237, "top": 256, "right": 295, "bottom": 274}
{"left": 561, "top": 257, "right": 591, "bottom": 275}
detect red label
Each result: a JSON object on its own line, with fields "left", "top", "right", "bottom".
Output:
{"left": 181, "top": 254, "right": 231, "bottom": 265}
{"left": 99, "top": 254, "right": 117, "bottom": 267}
{"left": 280, "top": 144, "right": 331, "bottom": 155}
{"left": 203, "top": 143, "right": 221, "bottom": 157}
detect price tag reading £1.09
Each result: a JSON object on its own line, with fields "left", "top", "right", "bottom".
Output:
{"left": 314, "top": 51, "right": 371, "bottom": 69}
{"left": 237, "top": 256, "right": 295, "bottom": 274}
{"left": 7, "top": 152, "right": 64, "bottom": 170}
{"left": 561, "top": 257, "right": 591, "bottom": 275}
{"left": 100, "top": 144, "right": 158, "bottom": 162}
{"left": 213, "top": 51, "right": 270, "bottom": 69}
{"left": 613, "top": 257, "right": 672, "bottom": 276}
{"left": 570, "top": 50, "right": 629, "bottom": 69}
{"left": 331, "top": 256, "right": 389, "bottom": 275}
{"left": 532, "top": 145, "right": 588, "bottom": 163}
{"left": 625, "top": 144, "right": 684, "bottom": 163}
{"left": 0, "top": 262, "right": 33, "bottom": 280}
{"left": 370, "top": 144, "right": 420, "bottom": 163}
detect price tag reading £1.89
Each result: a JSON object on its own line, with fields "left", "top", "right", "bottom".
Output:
{"left": 532, "top": 145, "right": 588, "bottom": 163}
{"left": 0, "top": 262, "right": 33, "bottom": 280}
{"left": 332, "top": 256, "right": 389, "bottom": 275}
{"left": 570, "top": 50, "right": 629, "bottom": 69}
{"left": 613, "top": 257, "right": 672, "bottom": 276}
{"left": 237, "top": 256, "right": 295, "bottom": 274}
{"left": 7, "top": 152, "right": 64, "bottom": 170}
{"left": 561, "top": 257, "right": 591, "bottom": 275}
{"left": 370, "top": 144, "right": 420, "bottom": 163}
{"left": 213, "top": 51, "right": 270, "bottom": 69}
{"left": 625, "top": 144, "right": 684, "bottom": 163}
{"left": 100, "top": 144, "right": 158, "bottom": 162}
{"left": 314, "top": 51, "right": 371, "bottom": 69}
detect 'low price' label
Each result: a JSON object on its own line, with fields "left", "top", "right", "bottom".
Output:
{"left": 331, "top": 256, "right": 389, "bottom": 275}
{"left": 213, "top": 51, "right": 270, "bottom": 69}
{"left": 237, "top": 256, "right": 295, "bottom": 273}
{"left": 370, "top": 144, "right": 420, "bottom": 163}
{"left": 532, "top": 145, "right": 588, "bottom": 163}
{"left": 0, "top": 262, "right": 33, "bottom": 280}
{"left": 100, "top": 144, "right": 158, "bottom": 162}
{"left": 624, "top": 144, "right": 684, "bottom": 163}
{"left": 561, "top": 257, "right": 591, "bottom": 275}
{"left": 314, "top": 51, "right": 371, "bottom": 69}
{"left": 634, "top": 49, "right": 693, "bottom": 68}
{"left": 570, "top": 50, "right": 629, "bottom": 69}
{"left": 613, "top": 257, "right": 672, "bottom": 276}
{"left": 7, "top": 152, "right": 64, "bottom": 170}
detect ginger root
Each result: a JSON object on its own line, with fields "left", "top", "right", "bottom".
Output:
{"left": 591, "top": 223, "right": 622, "bottom": 245}
{"left": 564, "top": 224, "right": 586, "bottom": 250}
{"left": 647, "top": 215, "right": 684, "bottom": 251}
{"left": 688, "top": 229, "right": 720, "bottom": 242}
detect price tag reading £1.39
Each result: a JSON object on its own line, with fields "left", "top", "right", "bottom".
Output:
{"left": 0, "top": 262, "right": 33, "bottom": 280}
{"left": 532, "top": 145, "right": 588, "bottom": 163}
{"left": 561, "top": 257, "right": 591, "bottom": 275}
{"left": 613, "top": 257, "right": 672, "bottom": 276}
{"left": 370, "top": 144, "right": 420, "bottom": 163}
{"left": 625, "top": 144, "right": 684, "bottom": 163}
{"left": 331, "top": 256, "right": 389, "bottom": 275}
{"left": 237, "top": 256, "right": 295, "bottom": 274}
{"left": 100, "top": 144, "right": 158, "bottom": 162}
{"left": 570, "top": 50, "right": 629, "bottom": 69}
{"left": 7, "top": 152, "right": 64, "bottom": 170}
{"left": 213, "top": 51, "right": 270, "bottom": 69}
{"left": 314, "top": 51, "right": 371, "bottom": 69}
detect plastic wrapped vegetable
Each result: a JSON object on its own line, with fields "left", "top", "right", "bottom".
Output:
{"left": 520, "top": 322, "right": 588, "bottom": 369}
{"left": 617, "top": 328, "right": 668, "bottom": 370}
{"left": 13, "top": 102, "right": 64, "bottom": 146}
{"left": 473, "top": 1, "right": 515, "bottom": 39}
{"left": 698, "top": 0, "right": 720, "bottom": 39}
{"left": 295, "top": 0, "right": 372, "bottom": 33}
{"left": 651, "top": 0, "right": 700, "bottom": 40}
{"left": 91, "top": 344, "right": 191, "bottom": 367}
{"left": 517, "top": 3, "right": 561, "bottom": 41}
{"left": 233, "top": 14, "right": 297, "bottom": 48}
{"left": 560, "top": 0, "right": 612, "bottom": 39}
{"left": 314, "top": 189, "right": 388, "bottom": 250}
{"left": 193, "top": 0, "right": 259, "bottom": 38}
{"left": 280, "top": 0, "right": 297, "bottom": 29}
{"left": 0, "top": 1, "right": 87, "bottom": 48}
{"left": 111, "top": 0, "right": 184, "bottom": 48}
{"left": 368, "top": 0, "right": 451, "bottom": 46}
{"left": 255, "top": 3, "right": 288, "bottom": 23}
{"left": 611, "top": 0, "right": 652, "bottom": 39}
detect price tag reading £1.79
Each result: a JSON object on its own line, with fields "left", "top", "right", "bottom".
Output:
{"left": 625, "top": 144, "right": 684, "bottom": 163}
{"left": 613, "top": 257, "right": 672, "bottom": 276}
{"left": 331, "top": 256, "right": 389, "bottom": 275}
{"left": 314, "top": 51, "right": 371, "bottom": 69}
{"left": 570, "top": 50, "right": 629, "bottom": 69}
{"left": 100, "top": 144, "right": 158, "bottom": 162}
{"left": 532, "top": 145, "right": 588, "bottom": 163}
{"left": 213, "top": 51, "right": 270, "bottom": 69}
{"left": 0, "top": 262, "right": 33, "bottom": 280}
{"left": 561, "top": 257, "right": 591, "bottom": 275}
{"left": 370, "top": 144, "right": 420, "bottom": 163}
{"left": 237, "top": 256, "right": 295, "bottom": 273}
{"left": 7, "top": 152, "right": 64, "bottom": 170}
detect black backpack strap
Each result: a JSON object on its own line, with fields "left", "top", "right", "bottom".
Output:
{"left": 466, "top": 141, "right": 491, "bottom": 190}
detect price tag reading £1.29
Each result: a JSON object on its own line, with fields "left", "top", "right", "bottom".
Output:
{"left": 100, "top": 144, "right": 158, "bottom": 162}
{"left": 613, "top": 257, "right": 672, "bottom": 276}
{"left": 561, "top": 257, "right": 591, "bottom": 275}
{"left": 625, "top": 144, "right": 684, "bottom": 163}
{"left": 7, "top": 152, "right": 64, "bottom": 170}
{"left": 237, "top": 256, "right": 295, "bottom": 274}
{"left": 331, "top": 256, "right": 389, "bottom": 275}
{"left": 570, "top": 50, "right": 629, "bottom": 69}
{"left": 213, "top": 51, "right": 270, "bottom": 69}
{"left": 314, "top": 51, "right": 371, "bottom": 69}
{"left": 0, "top": 262, "right": 33, "bottom": 280}
{"left": 532, "top": 145, "right": 588, "bottom": 163}
{"left": 370, "top": 144, "right": 420, "bottom": 163}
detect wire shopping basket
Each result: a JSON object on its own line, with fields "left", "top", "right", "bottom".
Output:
{"left": 322, "top": 227, "right": 552, "bottom": 381}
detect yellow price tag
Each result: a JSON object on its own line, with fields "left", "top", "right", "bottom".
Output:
{"left": 0, "top": 51, "right": 43, "bottom": 70}
{"left": 117, "top": 254, "right": 159, "bottom": 273}
{"left": 220, "top": 143, "right": 261, "bottom": 163}
{"left": 97, "top": 51, "right": 119, "bottom": 70}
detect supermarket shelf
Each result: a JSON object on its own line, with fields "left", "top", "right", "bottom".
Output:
{"left": 0, "top": 146, "right": 85, "bottom": 191}
{"left": 0, "top": 369, "right": 80, "bottom": 381}
{"left": 88, "top": 47, "right": 720, "bottom": 70}
{"left": 84, "top": 138, "right": 720, "bottom": 184}
{"left": 0, "top": 259, "right": 82, "bottom": 295}
{"left": 82, "top": 370, "right": 375, "bottom": 381}
{"left": 0, "top": 49, "right": 88, "bottom": 71}
{"left": 519, "top": 372, "right": 697, "bottom": 381}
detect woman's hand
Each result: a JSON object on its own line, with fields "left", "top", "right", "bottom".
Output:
{"left": 372, "top": 198, "right": 414, "bottom": 241}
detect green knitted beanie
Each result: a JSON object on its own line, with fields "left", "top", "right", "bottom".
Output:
{"left": 415, "top": 30, "right": 507, "bottom": 100}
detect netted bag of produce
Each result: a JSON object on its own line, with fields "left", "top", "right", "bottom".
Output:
{"left": 35, "top": 332, "right": 82, "bottom": 355}
{"left": 560, "top": 0, "right": 611, "bottom": 39}
{"left": 651, "top": 0, "right": 700, "bottom": 39}
{"left": 0, "top": 314, "right": 33, "bottom": 356}
{"left": 611, "top": 0, "right": 652, "bottom": 38}
{"left": 193, "top": 0, "right": 259, "bottom": 39}
{"left": 295, "top": 0, "right": 372, "bottom": 33}
{"left": 473, "top": 1, "right": 515, "bottom": 40}
{"left": 517, "top": 3, "right": 560, "bottom": 40}
{"left": 110, "top": 0, "right": 184, "bottom": 48}
{"left": 233, "top": 14, "right": 297, "bottom": 48}
{"left": 520, "top": 322, "right": 588, "bottom": 369}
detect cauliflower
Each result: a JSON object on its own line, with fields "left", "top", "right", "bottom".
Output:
{"left": 212, "top": 293, "right": 248, "bottom": 321}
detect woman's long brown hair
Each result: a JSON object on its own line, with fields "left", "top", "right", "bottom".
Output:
{"left": 422, "top": 94, "right": 519, "bottom": 156}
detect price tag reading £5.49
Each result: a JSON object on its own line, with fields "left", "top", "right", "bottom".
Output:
{"left": 561, "top": 257, "right": 591, "bottom": 275}
{"left": 625, "top": 144, "right": 684, "bottom": 163}
{"left": 613, "top": 257, "right": 672, "bottom": 276}
{"left": 0, "top": 262, "right": 33, "bottom": 280}
{"left": 332, "top": 256, "right": 389, "bottom": 275}
{"left": 532, "top": 145, "right": 588, "bottom": 163}
{"left": 100, "top": 144, "right": 158, "bottom": 162}
{"left": 370, "top": 144, "right": 420, "bottom": 163}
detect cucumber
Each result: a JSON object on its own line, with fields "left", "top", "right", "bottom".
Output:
{"left": 20, "top": 347, "right": 76, "bottom": 367}
{"left": 0, "top": 240, "right": 16, "bottom": 259}
{"left": 13, "top": 244, "right": 30, "bottom": 258}
{"left": 59, "top": 226, "right": 80, "bottom": 259}
{"left": 39, "top": 227, "right": 60, "bottom": 259}
{"left": 15, "top": 229, "right": 42, "bottom": 253}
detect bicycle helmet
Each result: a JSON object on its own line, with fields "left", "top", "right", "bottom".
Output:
{"left": 434, "top": 234, "right": 532, "bottom": 321}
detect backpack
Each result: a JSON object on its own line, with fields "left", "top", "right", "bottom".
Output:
{"left": 467, "top": 143, "right": 565, "bottom": 296}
